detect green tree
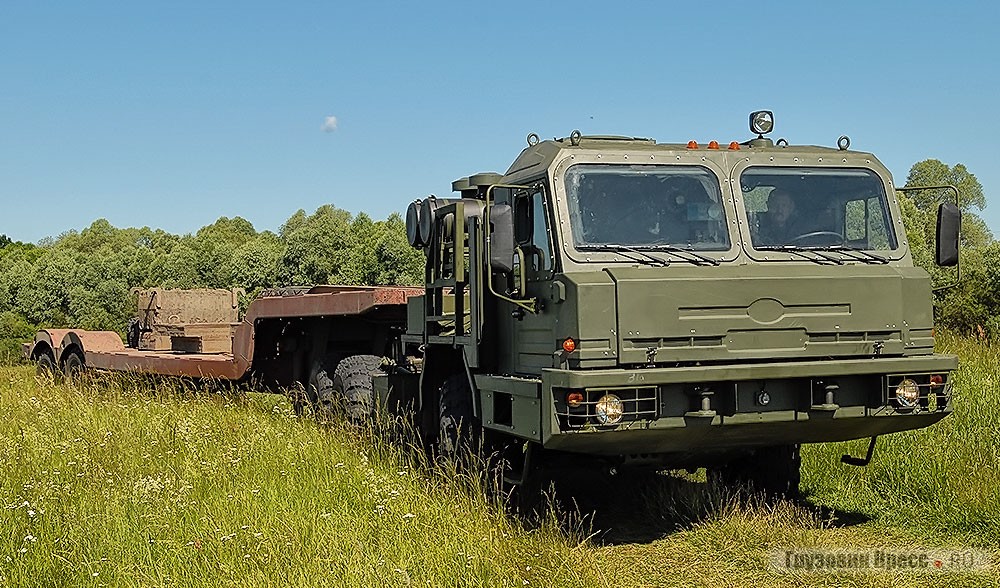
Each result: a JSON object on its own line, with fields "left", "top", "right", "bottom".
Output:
{"left": 368, "top": 213, "right": 424, "bottom": 285}
{"left": 230, "top": 232, "right": 285, "bottom": 293}
{"left": 279, "top": 205, "right": 353, "bottom": 285}
{"left": 903, "top": 159, "right": 992, "bottom": 251}
{"left": 160, "top": 241, "right": 203, "bottom": 289}
{"left": 900, "top": 159, "right": 996, "bottom": 334}
{"left": 191, "top": 217, "right": 258, "bottom": 288}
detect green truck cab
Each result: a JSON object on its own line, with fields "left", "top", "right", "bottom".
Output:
{"left": 402, "top": 112, "right": 960, "bottom": 494}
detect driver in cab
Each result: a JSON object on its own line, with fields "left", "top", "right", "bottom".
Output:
{"left": 756, "top": 189, "right": 807, "bottom": 246}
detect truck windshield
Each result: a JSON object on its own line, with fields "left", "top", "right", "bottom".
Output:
{"left": 740, "top": 167, "right": 898, "bottom": 250}
{"left": 564, "top": 164, "right": 729, "bottom": 251}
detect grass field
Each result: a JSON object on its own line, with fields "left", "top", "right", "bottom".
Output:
{"left": 1, "top": 335, "right": 998, "bottom": 587}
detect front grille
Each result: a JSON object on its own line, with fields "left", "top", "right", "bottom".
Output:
{"left": 556, "top": 386, "right": 657, "bottom": 430}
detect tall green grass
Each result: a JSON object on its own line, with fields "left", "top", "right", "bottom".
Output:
{"left": 0, "top": 372, "right": 598, "bottom": 587}
{"left": 801, "top": 333, "right": 1000, "bottom": 544}
{"left": 1, "top": 335, "right": 998, "bottom": 587}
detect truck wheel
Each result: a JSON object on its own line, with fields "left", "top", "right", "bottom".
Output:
{"left": 310, "top": 354, "right": 381, "bottom": 424}
{"left": 62, "top": 352, "right": 86, "bottom": 384}
{"left": 438, "top": 374, "right": 479, "bottom": 457}
{"left": 334, "top": 355, "right": 382, "bottom": 423}
{"left": 708, "top": 444, "right": 801, "bottom": 499}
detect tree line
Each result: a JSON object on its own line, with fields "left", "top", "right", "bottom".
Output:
{"left": 1, "top": 159, "right": 996, "bottom": 362}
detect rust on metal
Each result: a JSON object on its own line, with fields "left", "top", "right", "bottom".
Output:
{"left": 30, "top": 286, "right": 422, "bottom": 381}
{"left": 246, "top": 286, "right": 422, "bottom": 320}
{"left": 86, "top": 350, "right": 243, "bottom": 379}
{"left": 133, "top": 288, "right": 242, "bottom": 352}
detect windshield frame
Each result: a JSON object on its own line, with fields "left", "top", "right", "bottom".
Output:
{"left": 552, "top": 157, "right": 741, "bottom": 266}
{"left": 732, "top": 157, "right": 907, "bottom": 263}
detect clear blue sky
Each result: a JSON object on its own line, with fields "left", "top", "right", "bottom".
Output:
{"left": 2, "top": 1, "right": 998, "bottom": 243}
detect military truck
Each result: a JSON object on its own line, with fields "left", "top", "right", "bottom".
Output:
{"left": 27, "top": 112, "right": 961, "bottom": 496}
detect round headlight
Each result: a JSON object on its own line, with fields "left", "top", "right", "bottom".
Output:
{"left": 895, "top": 379, "right": 920, "bottom": 407}
{"left": 594, "top": 394, "right": 624, "bottom": 425}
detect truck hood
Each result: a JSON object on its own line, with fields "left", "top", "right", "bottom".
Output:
{"left": 604, "top": 264, "right": 935, "bottom": 365}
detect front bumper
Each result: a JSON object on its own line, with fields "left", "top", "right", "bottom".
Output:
{"left": 540, "top": 354, "right": 957, "bottom": 456}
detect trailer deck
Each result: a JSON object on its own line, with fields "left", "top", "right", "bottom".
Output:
{"left": 28, "top": 286, "right": 422, "bottom": 381}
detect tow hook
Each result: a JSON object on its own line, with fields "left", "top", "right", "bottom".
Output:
{"left": 841, "top": 436, "right": 878, "bottom": 467}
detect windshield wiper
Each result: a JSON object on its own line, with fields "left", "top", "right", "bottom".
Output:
{"left": 756, "top": 245, "right": 844, "bottom": 265}
{"left": 823, "top": 245, "right": 889, "bottom": 264}
{"left": 646, "top": 243, "right": 722, "bottom": 266}
{"left": 578, "top": 244, "right": 669, "bottom": 267}
{"left": 758, "top": 244, "right": 889, "bottom": 265}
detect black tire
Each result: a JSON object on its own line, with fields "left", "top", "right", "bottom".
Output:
{"left": 310, "top": 354, "right": 381, "bottom": 424}
{"left": 708, "top": 444, "right": 801, "bottom": 499}
{"left": 62, "top": 351, "right": 86, "bottom": 384}
{"left": 35, "top": 353, "right": 58, "bottom": 379}
{"left": 437, "top": 374, "right": 479, "bottom": 457}
{"left": 334, "top": 355, "right": 381, "bottom": 423}
{"left": 310, "top": 356, "right": 337, "bottom": 422}
{"left": 287, "top": 382, "right": 315, "bottom": 417}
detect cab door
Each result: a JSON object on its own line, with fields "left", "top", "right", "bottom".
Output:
{"left": 501, "top": 184, "right": 557, "bottom": 375}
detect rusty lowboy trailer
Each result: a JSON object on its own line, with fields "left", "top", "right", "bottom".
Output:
{"left": 27, "top": 286, "right": 421, "bottom": 385}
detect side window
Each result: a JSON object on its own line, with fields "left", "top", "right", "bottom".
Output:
{"left": 513, "top": 188, "right": 553, "bottom": 275}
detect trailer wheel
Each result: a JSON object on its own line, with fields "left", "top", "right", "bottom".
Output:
{"left": 62, "top": 351, "right": 86, "bottom": 384}
{"left": 334, "top": 355, "right": 382, "bottom": 423}
{"left": 438, "top": 374, "right": 479, "bottom": 458}
{"left": 35, "top": 353, "right": 58, "bottom": 380}
{"left": 708, "top": 444, "right": 801, "bottom": 499}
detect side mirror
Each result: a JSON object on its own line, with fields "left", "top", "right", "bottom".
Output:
{"left": 935, "top": 202, "right": 961, "bottom": 267}
{"left": 489, "top": 204, "right": 515, "bottom": 273}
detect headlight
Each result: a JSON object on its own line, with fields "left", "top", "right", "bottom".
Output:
{"left": 895, "top": 379, "right": 920, "bottom": 407}
{"left": 595, "top": 394, "right": 624, "bottom": 425}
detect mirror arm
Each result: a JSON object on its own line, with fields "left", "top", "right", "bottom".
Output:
{"left": 484, "top": 184, "right": 538, "bottom": 313}
{"left": 896, "top": 184, "right": 961, "bottom": 292}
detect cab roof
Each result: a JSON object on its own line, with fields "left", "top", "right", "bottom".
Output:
{"left": 502, "top": 134, "right": 875, "bottom": 183}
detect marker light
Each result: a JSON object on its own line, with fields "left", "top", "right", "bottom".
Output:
{"left": 708, "top": 140, "right": 720, "bottom": 149}
{"left": 686, "top": 140, "right": 698, "bottom": 149}
{"left": 562, "top": 338, "right": 577, "bottom": 353}
{"left": 728, "top": 141, "right": 741, "bottom": 150}
{"left": 930, "top": 374, "right": 944, "bottom": 388}
{"left": 895, "top": 379, "right": 920, "bottom": 407}
{"left": 595, "top": 394, "right": 624, "bottom": 425}
{"left": 566, "top": 391, "right": 584, "bottom": 407}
